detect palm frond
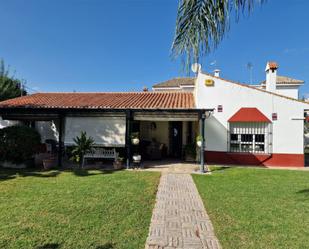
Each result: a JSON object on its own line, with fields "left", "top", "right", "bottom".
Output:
{"left": 172, "top": 0, "right": 265, "bottom": 73}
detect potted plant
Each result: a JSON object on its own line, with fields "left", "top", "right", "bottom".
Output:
{"left": 70, "top": 131, "right": 95, "bottom": 168}
{"left": 131, "top": 132, "right": 140, "bottom": 145}
{"left": 43, "top": 156, "right": 57, "bottom": 170}
{"left": 196, "top": 135, "right": 203, "bottom": 147}
{"left": 184, "top": 143, "right": 196, "bottom": 162}
{"left": 113, "top": 157, "right": 123, "bottom": 170}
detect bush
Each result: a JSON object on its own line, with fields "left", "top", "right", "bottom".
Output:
{"left": 71, "top": 131, "right": 95, "bottom": 167}
{"left": 0, "top": 125, "right": 41, "bottom": 164}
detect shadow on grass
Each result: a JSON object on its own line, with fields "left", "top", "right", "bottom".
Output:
{"left": 72, "top": 169, "right": 115, "bottom": 177}
{"left": 210, "top": 166, "right": 232, "bottom": 173}
{"left": 36, "top": 243, "right": 60, "bottom": 249}
{"left": 0, "top": 167, "right": 117, "bottom": 181}
{"left": 96, "top": 243, "right": 115, "bottom": 249}
{"left": 297, "top": 189, "right": 309, "bottom": 196}
{"left": 0, "top": 168, "right": 61, "bottom": 181}
{"left": 18, "top": 171, "right": 61, "bottom": 178}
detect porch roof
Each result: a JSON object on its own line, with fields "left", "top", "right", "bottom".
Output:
{"left": 0, "top": 92, "right": 195, "bottom": 110}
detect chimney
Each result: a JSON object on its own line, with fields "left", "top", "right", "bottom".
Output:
{"left": 265, "top": 61, "right": 278, "bottom": 92}
{"left": 214, "top": 69, "right": 221, "bottom": 77}
{"left": 143, "top": 86, "right": 149, "bottom": 92}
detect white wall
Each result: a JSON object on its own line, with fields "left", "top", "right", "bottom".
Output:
{"left": 0, "top": 117, "right": 19, "bottom": 129}
{"left": 276, "top": 86, "right": 299, "bottom": 99}
{"left": 195, "top": 73, "right": 307, "bottom": 154}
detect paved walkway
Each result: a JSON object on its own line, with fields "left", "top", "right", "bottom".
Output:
{"left": 145, "top": 173, "right": 221, "bottom": 249}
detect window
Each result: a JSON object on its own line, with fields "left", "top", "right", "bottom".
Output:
{"left": 229, "top": 122, "right": 271, "bottom": 153}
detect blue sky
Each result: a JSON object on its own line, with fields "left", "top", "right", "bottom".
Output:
{"left": 0, "top": 0, "right": 309, "bottom": 96}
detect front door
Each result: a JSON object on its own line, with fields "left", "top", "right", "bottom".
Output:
{"left": 169, "top": 121, "right": 182, "bottom": 158}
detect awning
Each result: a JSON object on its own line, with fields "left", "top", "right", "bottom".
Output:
{"left": 228, "top": 107, "right": 271, "bottom": 123}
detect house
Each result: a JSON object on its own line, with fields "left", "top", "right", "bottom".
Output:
{"left": 0, "top": 61, "right": 307, "bottom": 168}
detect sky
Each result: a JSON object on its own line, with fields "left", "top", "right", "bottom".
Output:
{"left": 0, "top": 0, "right": 309, "bottom": 97}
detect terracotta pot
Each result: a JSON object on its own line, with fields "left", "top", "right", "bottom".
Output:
{"left": 113, "top": 161, "right": 123, "bottom": 170}
{"left": 43, "top": 158, "right": 55, "bottom": 170}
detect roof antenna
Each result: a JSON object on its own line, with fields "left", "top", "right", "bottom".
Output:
{"left": 247, "top": 62, "right": 253, "bottom": 84}
{"left": 191, "top": 63, "right": 201, "bottom": 76}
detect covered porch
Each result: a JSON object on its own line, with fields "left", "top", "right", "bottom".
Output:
{"left": 0, "top": 108, "right": 211, "bottom": 172}
{"left": 0, "top": 92, "right": 212, "bottom": 172}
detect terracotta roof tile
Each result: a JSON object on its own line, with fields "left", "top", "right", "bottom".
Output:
{"left": 152, "top": 77, "right": 195, "bottom": 88}
{"left": 260, "top": 75, "right": 304, "bottom": 85}
{"left": 0, "top": 92, "right": 195, "bottom": 109}
{"left": 228, "top": 107, "right": 271, "bottom": 123}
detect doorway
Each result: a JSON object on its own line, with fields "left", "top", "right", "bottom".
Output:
{"left": 169, "top": 121, "right": 183, "bottom": 158}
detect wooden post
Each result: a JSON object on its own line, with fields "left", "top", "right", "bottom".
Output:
{"left": 125, "top": 110, "right": 132, "bottom": 169}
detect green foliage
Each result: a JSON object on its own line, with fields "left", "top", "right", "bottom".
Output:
{"left": 130, "top": 132, "right": 139, "bottom": 139}
{"left": 196, "top": 135, "right": 203, "bottom": 142}
{"left": 71, "top": 131, "right": 95, "bottom": 166}
{"left": 0, "top": 125, "right": 41, "bottom": 164}
{"left": 172, "top": 0, "right": 265, "bottom": 72}
{"left": 0, "top": 59, "right": 27, "bottom": 101}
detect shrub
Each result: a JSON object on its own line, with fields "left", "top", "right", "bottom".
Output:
{"left": 71, "top": 131, "right": 95, "bottom": 167}
{"left": 0, "top": 125, "right": 41, "bottom": 164}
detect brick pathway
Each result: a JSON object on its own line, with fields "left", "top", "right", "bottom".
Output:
{"left": 145, "top": 173, "right": 221, "bottom": 249}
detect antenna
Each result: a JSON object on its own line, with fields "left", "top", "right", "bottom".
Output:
{"left": 191, "top": 63, "right": 201, "bottom": 75}
{"left": 247, "top": 62, "right": 253, "bottom": 84}
{"left": 20, "top": 79, "right": 26, "bottom": 96}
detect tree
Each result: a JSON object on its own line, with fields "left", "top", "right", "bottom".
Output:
{"left": 0, "top": 59, "right": 27, "bottom": 101}
{"left": 172, "top": 0, "right": 265, "bottom": 72}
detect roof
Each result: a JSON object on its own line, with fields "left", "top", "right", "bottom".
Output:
{"left": 152, "top": 77, "right": 195, "bottom": 88}
{"left": 260, "top": 75, "right": 304, "bottom": 85}
{"left": 201, "top": 71, "right": 309, "bottom": 105}
{"left": 0, "top": 92, "right": 195, "bottom": 110}
{"left": 228, "top": 108, "right": 271, "bottom": 123}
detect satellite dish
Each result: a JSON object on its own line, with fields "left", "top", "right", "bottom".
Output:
{"left": 191, "top": 63, "right": 201, "bottom": 74}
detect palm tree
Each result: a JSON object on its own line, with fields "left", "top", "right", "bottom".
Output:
{"left": 172, "top": 0, "right": 265, "bottom": 72}
{"left": 71, "top": 131, "right": 95, "bottom": 168}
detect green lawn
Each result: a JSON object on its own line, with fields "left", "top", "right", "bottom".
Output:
{"left": 193, "top": 167, "right": 309, "bottom": 249}
{"left": 0, "top": 169, "right": 160, "bottom": 249}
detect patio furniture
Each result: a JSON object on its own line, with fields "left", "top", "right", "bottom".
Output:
{"left": 132, "top": 154, "right": 142, "bottom": 168}
{"left": 83, "top": 148, "right": 119, "bottom": 167}
{"left": 146, "top": 141, "right": 165, "bottom": 160}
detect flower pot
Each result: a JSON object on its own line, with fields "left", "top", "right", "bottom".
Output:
{"left": 196, "top": 141, "right": 202, "bottom": 147}
{"left": 132, "top": 154, "right": 141, "bottom": 162}
{"left": 43, "top": 158, "right": 55, "bottom": 170}
{"left": 113, "top": 160, "right": 123, "bottom": 170}
{"left": 132, "top": 138, "right": 140, "bottom": 145}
